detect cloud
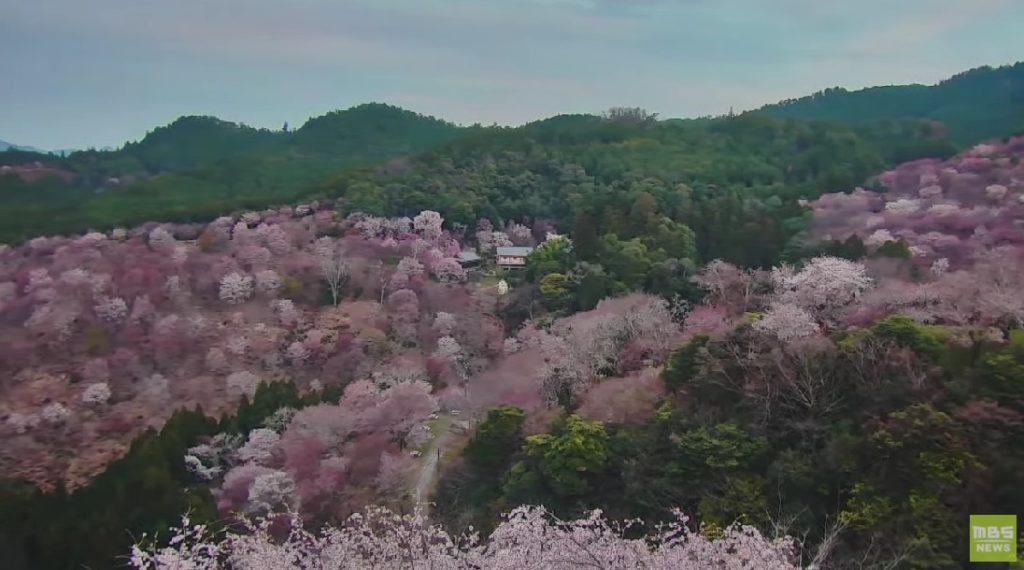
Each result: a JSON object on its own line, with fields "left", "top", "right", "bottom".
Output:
{"left": 0, "top": 0, "right": 1021, "bottom": 148}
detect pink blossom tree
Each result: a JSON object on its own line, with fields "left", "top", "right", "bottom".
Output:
{"left": 131, "top": 506, "right": 800, "bottom": 569}
{"left": 432, "top": 258, "right": 466, "bottom": 283}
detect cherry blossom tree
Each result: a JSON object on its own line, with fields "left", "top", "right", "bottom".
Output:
{"left": 93, "top": 296, "right": 128, "bottom": 323}
{"left": 41, "top": 403, "right": 71, "bottom": 425}
{"left": 753, "top": 303, "right": 820, "bottom": 342}
{"left": 255, "top": 223, "right": 291, "bottom": 255}
{"left": 219, "top": 272, "right": 254, "bottom": 305}
{"left": 7, "top": 412, "right": 39, "bottom": 434}
{"left": 313, "top": 237, "right": 348, "bottom": 306}
{"left": 226, "top": 371, "right": 260, "bottom": 399}
{"left": 147, "top": 227, "right": 176, "bottom": 252}
{"left": 506, "top": 222, "right": 535, "bottom": 246}
{"left": 272, "top": 299, "right": 303, "bottom": 328}
{"left": 354, "top": 215, "right": 387, "bottom": 238}
{"left": 286, "top": 341, "right": 311, "bottom": 365}
{"left": 81, "top": 382, "right": 112, "bottom": 406}
{"left": 477, "top": 230, "right": 513, "bottom": 254}
{"left": 434, "top": 335, "right": 464, "bottom": 365}
{"left": 236, "top": 245, "right": 272, "bottom": 270}
{"left": 247, "top": 470, "right": 298, "bottom": 514}
{"left": 432, "top": 258, "right": 467, "bottom": 283}
{"left": 773, "top": 257, "right": 872, "bottom": 326}
{"left": 433, "top": 312, "right": 457, "bottom": 336}
{"left": 140, "top": 373, "right": 170, "bottom": 402}
{"left": 130, "top": 506, "right": 800, "bottom": 569}
{"left": 692, "top": 260, "right": 765, "bottom": 313}
{"left": 236, "top": 428, "right": 281, "bottom": 465}
{"left": 386, "top": 289, "right": 420, "bottom": 343}
{"left": 413, "top": 210, "right": 444, "bottom": 241}
{"left": 376, "top": 451, "right": 416, "bottom": 505}
{"left": 254, "top": 269, "right": 282, "bottom": 298}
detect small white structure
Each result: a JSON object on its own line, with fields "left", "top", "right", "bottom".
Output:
{"left": 496, "top": 246, "right": 532, "bottom": 268}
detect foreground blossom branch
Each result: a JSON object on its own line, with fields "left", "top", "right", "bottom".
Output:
{"left": 130, "top": 506, "right": 799, "bottom": 569}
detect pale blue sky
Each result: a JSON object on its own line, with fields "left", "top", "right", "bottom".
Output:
{"left": 2, "top": 0, "right": 1022, "bottom": 150}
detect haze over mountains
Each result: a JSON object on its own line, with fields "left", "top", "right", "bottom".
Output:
{"left": 0, "top": 139, "right": 46, "bottom": 154}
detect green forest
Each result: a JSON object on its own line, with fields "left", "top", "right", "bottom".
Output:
{"left": 437, "top": 321, "right": 1024, "bottom": 569}
{"left": 761, "top": 62, "right": 1024, "bottom": 145}
{"left": 4, "top": 61, "right": 1023, "bottom": 245}
{"left": 0, "top": 104, "right": 470, "bottom": 243}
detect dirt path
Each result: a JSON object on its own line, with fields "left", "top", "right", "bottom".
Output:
{"left": 413, "top": 416, "right": 454, "bottom": 513}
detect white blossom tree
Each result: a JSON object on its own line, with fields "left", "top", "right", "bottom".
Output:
{"left": 753, "top": 304, "right": 820, "bottom": 342}
{"left": 41, "top": 403, "right": 71, "bottom": 425}
{"left": 219, "top": 272, "right": 254, "bottom": 305}
{"left": 433, "top": 312, "right": 457, "bottom": 336}
{"left": 247, "top": 470, "right": 298, "bottom": 515}
{"left": 235, "top": 428, "right": 281, "bottom": 465}
{"left": 313, "top": 237, "right": 348, "bottom": 306}
{"left": 773, "top": 256, "right": 872, "bottom": 327}
{"left": 148, "top": 227, "right": 176, "bottom": 251}
{"left": 94, "top": 296, "right": 128, "bottom": 323}
{"left": 81, "top": 382, "right": 113, "bottom": 406}
{"left": 413, "top": 210, "right": 444, "bottom": 240}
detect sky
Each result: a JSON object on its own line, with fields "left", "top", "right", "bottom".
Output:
{"left": 1, "top": 0, "right": 1022, "bottom": 150}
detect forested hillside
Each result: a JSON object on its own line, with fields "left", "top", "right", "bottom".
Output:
{"left": 327, "top": 113, "right": 953, "bottom": 269}
{"left": 0, "top": 104, "right": 468, "bottom": 243}
{"left": 761, "top": 62, "right": 1024, "bottom": 145}
{"left": 2, "top": 64, "right": 1024, "bottom": 570}
{"left": 2, "top": 136, "right": 1023, "bottom": 568}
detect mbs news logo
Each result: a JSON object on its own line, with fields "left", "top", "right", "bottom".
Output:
{"left": 970, "top": 515, "right": 1017, "bottom": 563}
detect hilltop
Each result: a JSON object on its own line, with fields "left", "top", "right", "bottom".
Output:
{"left": 0, "top": 104, "right": 469, "bottom": 243}
{"left": 760, "top": 61, "right": 1024, "bottom": 145}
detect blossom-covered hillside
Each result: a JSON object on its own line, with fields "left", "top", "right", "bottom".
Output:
{"left": 4, "top": 138, "right": 1024, "bottom": 569}
{"left": 804, "top": 136, "right": 1024, "bottom": 328}
{"left": 809, "top": 137, "right": 1024, "bottom": 265}
{"left": 0, "top": 205, "right": 502, "bottom": 489}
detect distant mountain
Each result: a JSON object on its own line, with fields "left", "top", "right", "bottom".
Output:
{"left": 6, "top": 56, "right": 1018, "bottom": 244}
{"left": 0, "top": 139, "right": 47, "bottom": 153}
{"left": 759, "top": 62, "right": 1024, "bottom": 145}
{"left": 0, "top": 103, "right": 475, "bottom": 242}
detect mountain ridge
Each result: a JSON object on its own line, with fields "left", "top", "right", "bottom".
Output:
{"left": 1, "top": 64, "right": 1021, "bottom": 244}
{"left": 759, "top": 61, "right": 1024, "bottom": 144}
